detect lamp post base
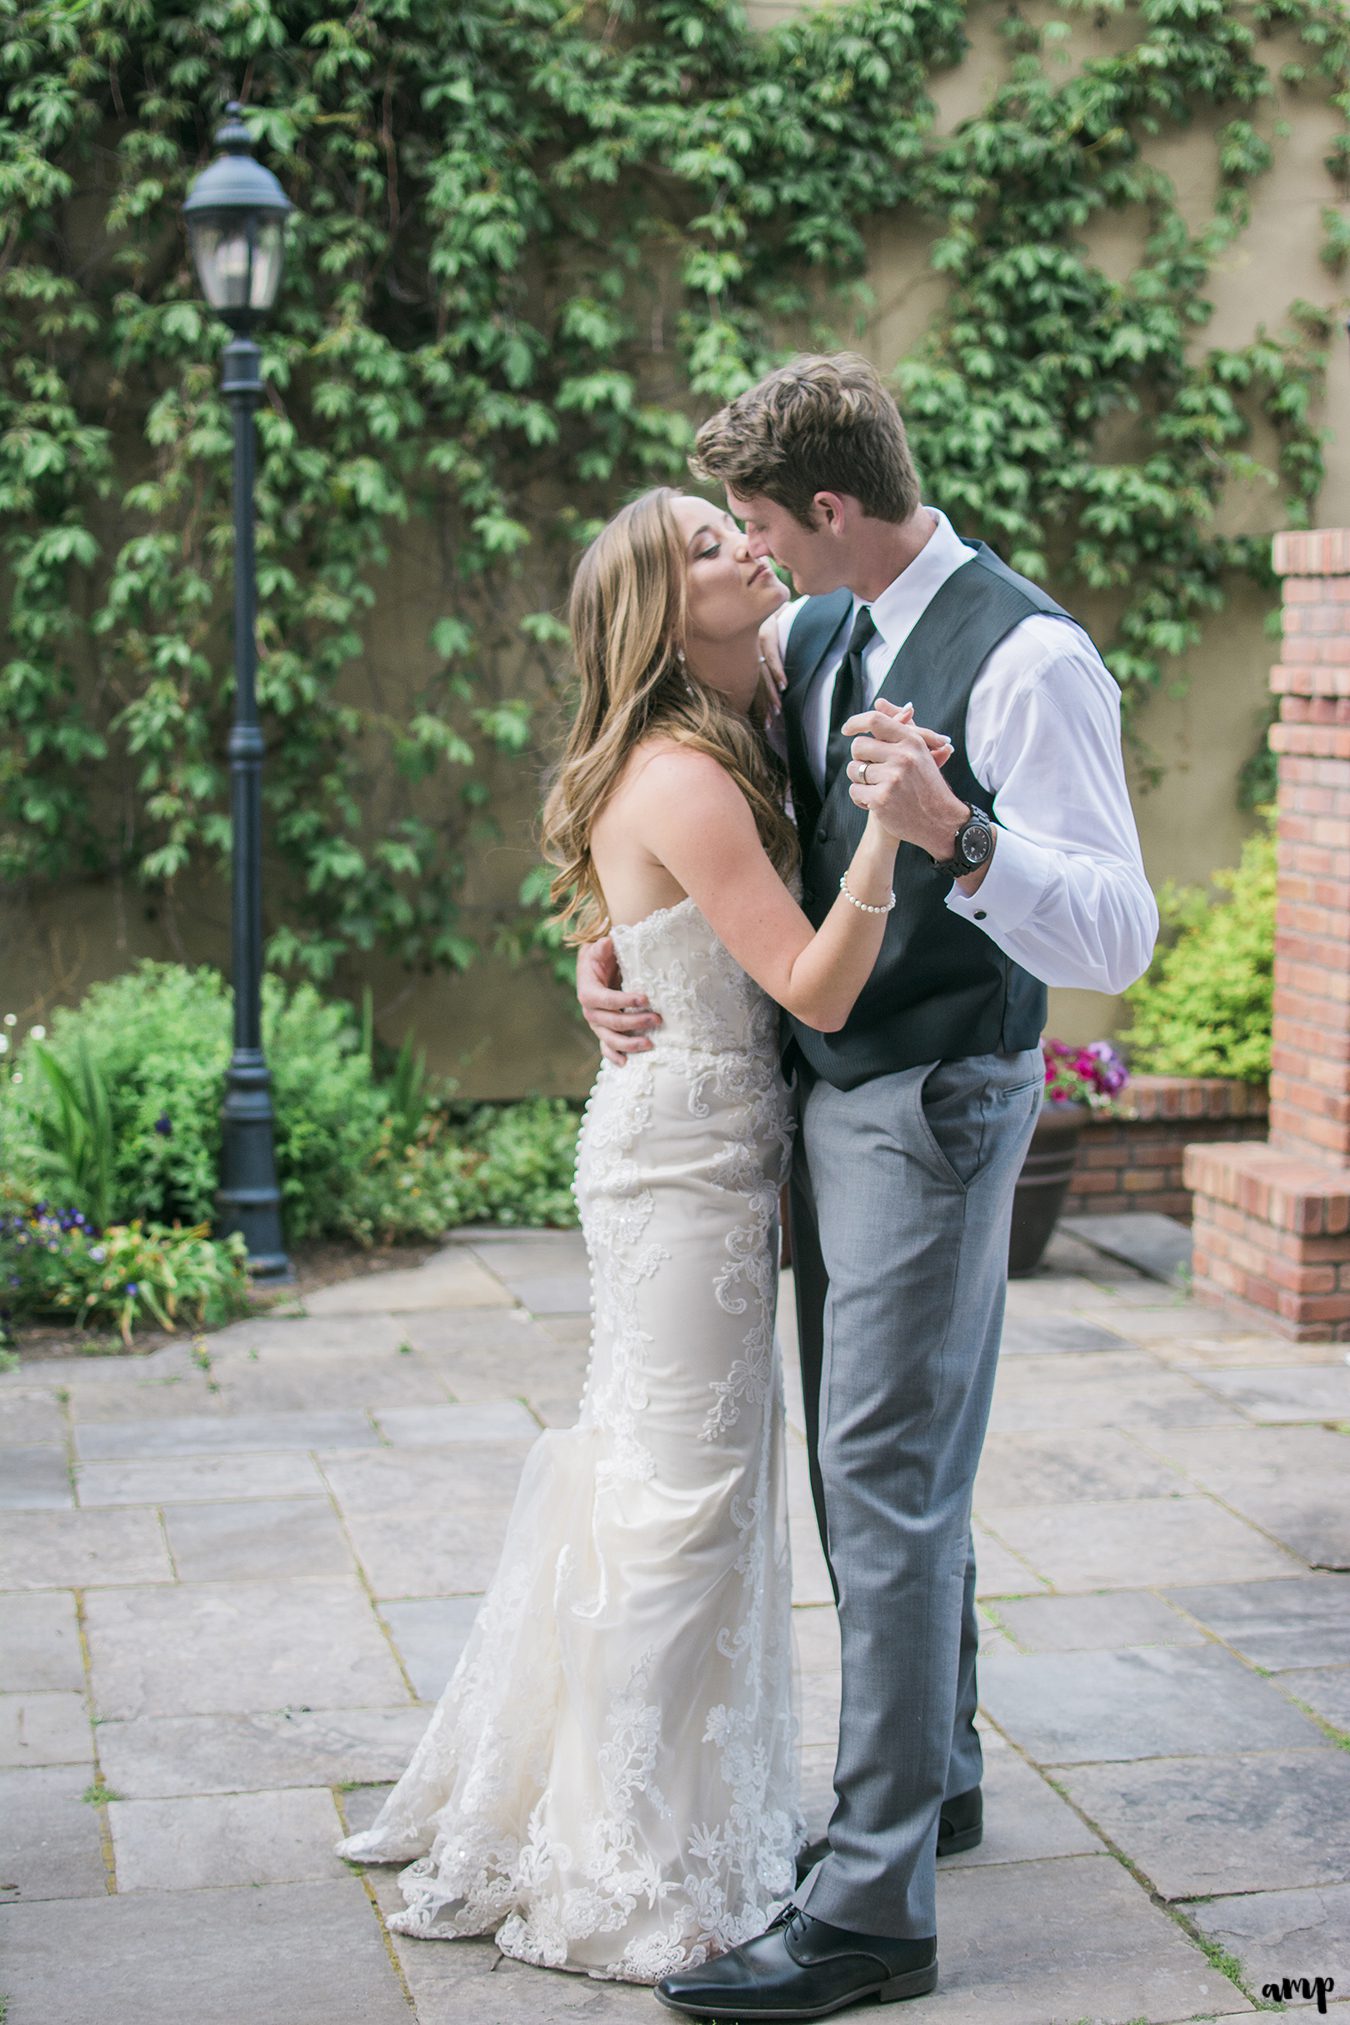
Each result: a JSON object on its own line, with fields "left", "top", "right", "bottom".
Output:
{"left": 218, "top": 1049, "right": 292, "bottom": 1282}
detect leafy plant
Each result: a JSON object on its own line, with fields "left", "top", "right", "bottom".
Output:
{"left": 361, "top": 985, "right": 435, "bottom": 1147}
{"left": 342, "top": 1097, "right": 581, "bottom": 1243}
{"left": 25, "top": 1042, "right": 118, "bottom": 1230}
{"left": 262, "top": 978, "right": 387, "bottom": 1241}
{"left": 3, "top": 965, "right": 231, "bottom": 1226}
{"left": 2, "top": 962, "right": 582, "bottom": 1251}
{"left": 461, "top": 1099, "right": 582, "bottom": 1229}
{"left": 0, "top": 0, "right": 1345, "bottom": 987}
{"left": 1123, "top": 813, "right": 1276, "bottom": 1082}
{"left": 0, "top": 1199, "right": 249, "bottom": 1346}
{"left": 2, "top": 962, "right": 386, "bottom": 1240}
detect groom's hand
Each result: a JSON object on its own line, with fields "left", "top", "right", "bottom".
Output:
{"left": 577, "top": 937, "right": 661, "bottom": 1067}
{"left": 843, "top": 697, "right": 971, "bottom": 860}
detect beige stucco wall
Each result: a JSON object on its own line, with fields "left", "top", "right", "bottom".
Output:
{"left": 3, "top": 7, "right": 1346, "bottom": 1096}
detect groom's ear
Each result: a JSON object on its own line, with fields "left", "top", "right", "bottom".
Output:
{"left": 812, "top": 491, "right": 851, "bottom": 536}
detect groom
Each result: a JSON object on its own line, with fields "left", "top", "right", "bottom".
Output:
{"left": 579, "top": 352, "right": 1156, "bottom": 2014}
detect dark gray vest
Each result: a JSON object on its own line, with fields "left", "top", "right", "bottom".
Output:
{"left": 782, "top": 540, "right": 1064, "bottom": 1090}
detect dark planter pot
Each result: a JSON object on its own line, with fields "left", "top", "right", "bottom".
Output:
{"left": 1008, "top": 1100, "right": 1087, "bottom": 1277}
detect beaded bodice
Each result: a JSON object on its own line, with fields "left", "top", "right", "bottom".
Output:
{"left": 610, "top": 896, "right": 780, "bottom": 1064}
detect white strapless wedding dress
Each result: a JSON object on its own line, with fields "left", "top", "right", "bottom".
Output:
{"left": 337, "top": 896, "right": 803, "bottom": 1982}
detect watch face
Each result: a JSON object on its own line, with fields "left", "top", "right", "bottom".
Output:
{"left": 959, "top": 817, "right": 992, "bottom": 868}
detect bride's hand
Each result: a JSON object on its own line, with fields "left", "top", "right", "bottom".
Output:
{"left": 844, "top": 698, "right": 961, "bottom": 850}
{"left": 757, "top": 615, "right": 787, "bottom": 720}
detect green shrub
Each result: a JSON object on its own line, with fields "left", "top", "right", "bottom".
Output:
{"left": 1124, "top": 813, "right": 1275, "bottom": 1083}
{"left": 263, "top": 978, "right": 386, "bottom": 1241}
{"left": 462, "top": 1099, "right": 581, "bottom": 1229}
{"left": 2, "top": 962, "right": 384, "bottom": 1241}
{"left": 2, "top": 965, "right": 229, "bottom": 1227}
{"left": 1, "top": 963, "right": 582, "bottom": 1252}
{"left": 343, "top": 1099, "right": 581, "bottom": 1244}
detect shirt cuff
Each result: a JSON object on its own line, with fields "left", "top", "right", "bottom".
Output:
{"left": 944, "top": 823, "right": 1049, "bottom": 933}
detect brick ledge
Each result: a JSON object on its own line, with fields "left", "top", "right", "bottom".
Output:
{"left": 1094, "top": 1074, "right": 1268, "bottom": 1125}
{"left": 1183, "top": 1140, "right": 1350, "bottom": 1236}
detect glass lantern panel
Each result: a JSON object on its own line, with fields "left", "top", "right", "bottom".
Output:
{"left": 188, "top": 218, "right": 253, "bottom": 311}
{"left": 248, "top": 219, "right": 285, "bottom": 311}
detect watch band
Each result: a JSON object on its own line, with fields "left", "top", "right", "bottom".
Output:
{"left": 931, "top": 805, "right": 993, "bottom": 877}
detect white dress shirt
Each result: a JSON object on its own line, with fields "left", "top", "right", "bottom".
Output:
{"left": 778, "top": 509, "right": 1158, "bottom": 995}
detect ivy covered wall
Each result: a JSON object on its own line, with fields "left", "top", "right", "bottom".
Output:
{"left": 1, "top": 0, "right": 1347, "bottom": 1090}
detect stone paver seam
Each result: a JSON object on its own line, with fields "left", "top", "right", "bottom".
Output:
{"left": 1009, "top": 1474, "right": 1314, "bottom": 1582}
{"left": 963, "top": 1511, "right": 1052, "bottom": 1592}
{"left": 1112, "top": 1330, "right": 1250, "bottom": 1406}
{"left": 1026, "top": 1757, "right": 1258, "bottom": 2015}
{"left": 71, "top": 1586, "right": 119, "bottom": 1893}
{"left": 976, "top": 1587, "right": 1198, "bottom": 1656}
{"left": 264, "top": 1437, "right": 425, "bottom": 1981}
{"left": 969, "top": 1710, "right": 1262, "bottom": 2012}
{"left": 454, "top": 1247, "right": 579, "bottom": 1426}
{"left": 1153, "top": 1584, "right": 1350, "bottom": 1749}
{"left": 332, "top": 1788, "right": 422, "bottom": 2019}
{"left": 50, "top": 1380, "right": 123, "bottom": 1891}
{"left": 463, "top": 1244, "right": 528, "bottom": 1308}
{"left": 977, "top": 1597, "right": 1016, "bottom": 1645}
{"left": 1115, "top": 1423, "right": 1335, "bottom": 1576}
{"left": 311, "top": 1447, "right": 421, "bottom": 1706}
{"left": 1278, "top": 1686, "right": 1350, "bottom": 1754}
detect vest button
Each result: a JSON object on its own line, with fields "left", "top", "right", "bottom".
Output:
{"left": 974, "top": 909, "right": 987, "bottom": 921}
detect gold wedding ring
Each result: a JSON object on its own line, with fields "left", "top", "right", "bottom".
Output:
{"left": 860, "top": 762, "right": 872, "bottom": 786}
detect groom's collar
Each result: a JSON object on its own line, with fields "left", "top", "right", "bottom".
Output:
{"left": 847, "top": 508, "right": 975, "bottom": 655}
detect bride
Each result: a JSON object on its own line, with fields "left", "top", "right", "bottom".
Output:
{"left": 336, "top": 486, "right": 928, "bottom": 1982}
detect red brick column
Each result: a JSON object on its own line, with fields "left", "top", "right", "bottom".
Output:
{"left": 1186, "top": 529, "right": 1350, "bottom": 1338}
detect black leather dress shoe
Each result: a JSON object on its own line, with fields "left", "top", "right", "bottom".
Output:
{"left": 794, "top": 1787, "right": 982, "bottom": 1884}
{"left": 654, "top": 1907, "right": 937, "bottom": 2019}
{"left": 934, "top": 1784, "right": 982, "bottom": 1856}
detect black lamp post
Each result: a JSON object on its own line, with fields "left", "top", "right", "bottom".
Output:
{"left": 183, "top": 103, "right": 293, "bottom": 1281}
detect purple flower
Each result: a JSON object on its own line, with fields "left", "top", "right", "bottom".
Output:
{"left": 125, "top": 1281, "right": 139, "bottom": 1296}
{"left": 1041, "top": 1035, "right": 1129, "bottom": 1109}
{"left": 1086, "top": 1040, "right": 1128, "bottom": 1094}
{"left": 154, "top": 1114, "right": 172, "bottom": 1137}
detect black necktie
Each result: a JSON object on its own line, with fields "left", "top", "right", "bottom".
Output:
{"left": 824, "top": 606, "right": 877, "bottom": 794}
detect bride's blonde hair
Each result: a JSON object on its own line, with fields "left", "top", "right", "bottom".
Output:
{"left": 542, "top": 486, "right": 798, "bottom": 944}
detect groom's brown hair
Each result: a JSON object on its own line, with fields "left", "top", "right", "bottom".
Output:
{"left": 690, "top": 353, "right": 921, "bottom": 529}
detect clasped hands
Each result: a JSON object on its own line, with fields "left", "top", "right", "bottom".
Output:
{"left": 758, "top": 621, "right": 967, "bottom": 859}
{"left": 841, "top": 696, "right": 968, "bottom": 856}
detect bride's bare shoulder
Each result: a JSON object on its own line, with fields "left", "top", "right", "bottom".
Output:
{"left": 620, "top": 739, "right": 734, "bottom": 802}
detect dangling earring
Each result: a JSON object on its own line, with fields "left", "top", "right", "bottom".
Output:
{"left": 675, "top": 646, "right": 695, "bottom": 699}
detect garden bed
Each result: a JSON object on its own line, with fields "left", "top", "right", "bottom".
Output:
{"left": 4, "top": 1233, "right": 450, "bottom": 1365}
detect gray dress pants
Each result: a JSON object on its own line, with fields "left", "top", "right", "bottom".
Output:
{"left": 789, "top": 1049, "right": 1042, "bottom": 1939}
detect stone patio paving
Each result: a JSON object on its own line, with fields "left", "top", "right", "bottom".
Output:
{"left": 2, "top": 1224, "right": 1347, "bottom": 2024}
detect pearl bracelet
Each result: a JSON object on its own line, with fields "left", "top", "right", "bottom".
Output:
{"left": 839, "top": 872, "right": 896, "bottom": 915}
